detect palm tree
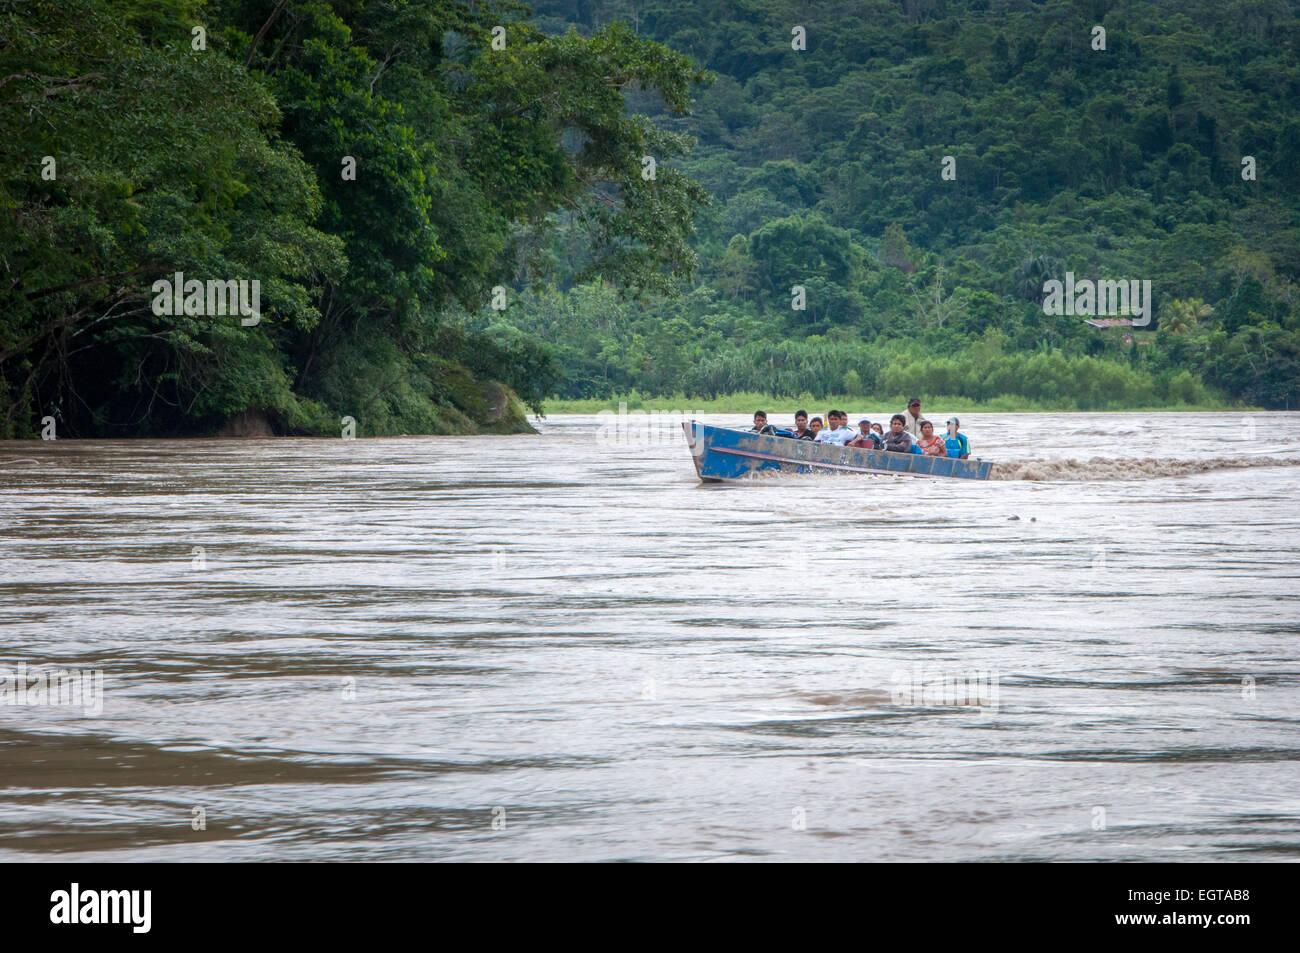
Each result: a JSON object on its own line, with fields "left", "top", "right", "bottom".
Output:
{"left": 1183, "top": 297, "right": 1214, "bottom": 325}
{"left": 1159, "top": 298, "right": 1214, "bottom": 335}
{"left": 1010, "top": 255, "right": 1065, "bottom": 305}
{"left": 1159, "top": 301, "right": 1191, "bottom": 335}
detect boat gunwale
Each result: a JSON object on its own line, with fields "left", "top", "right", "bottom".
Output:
{"left": 707, "top": 444, "right": 960, "bottom": 479}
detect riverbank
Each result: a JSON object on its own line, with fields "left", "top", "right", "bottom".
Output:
{"left": 538, "top": 391, "right": 1263, "bottom": 416}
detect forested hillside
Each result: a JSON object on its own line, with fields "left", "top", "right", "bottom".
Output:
{"left": 5, "top": 1, "right": 1299, "bottom": 437}
{"left": 488, "top": 0, "right": 1300, "bottom": 410}
{"left": 0, "top": 0, "right": 707, "bottom": 435}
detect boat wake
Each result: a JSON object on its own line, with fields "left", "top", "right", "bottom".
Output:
{"left": 991, "top": 456, "right": 1300, "bottom": 481}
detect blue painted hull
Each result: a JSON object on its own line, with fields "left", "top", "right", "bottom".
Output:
{"left": 682, "top": 422, "right": 992, "bottom": 482}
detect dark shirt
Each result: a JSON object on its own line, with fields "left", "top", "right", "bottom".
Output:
{"left": 882, "top": 430, "right": 913, "bottom": 453}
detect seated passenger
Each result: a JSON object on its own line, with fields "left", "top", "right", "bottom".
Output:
{"left": 870, "top": 422, "right": 884, "bottom": 437}
{"left": 814, "top": 410, "right": 857, "bottom": 446}
{"left": 789, "top": 410, "right": 812, "bottom": 440}
{"left": 882, "top": 414, "right": 914, "bottom": 453}
{"left": 750, "top": 410, "right": 777, "bottom": 435}
{"left": 916, "top": 420, "right": 947, "bottom": 456}
{"left": 944, "top": 417, "right": 970, "bottom": 459}
{"left": 808, "top": 416, "right": 824, "bottom": 438}
{"left": 847, "top": 418, "right": 883, "bottom": 450}
{"left": 813, "top": 411, "right": 841, "bottom": 443}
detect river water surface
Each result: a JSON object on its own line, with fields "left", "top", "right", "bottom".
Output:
{"left": 1, "top": 411, "right": 1298, "bottom": 861}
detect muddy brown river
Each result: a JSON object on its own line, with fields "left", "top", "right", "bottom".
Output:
{"left": 1, "top": 411, "right": 1298, "bottom": 860}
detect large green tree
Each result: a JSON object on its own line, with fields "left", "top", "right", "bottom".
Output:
{"left": 0, "top": 0, "right": 713, "bottom": 435}
{"left": 0, "top": 0, "right": 345, "bottom": 435}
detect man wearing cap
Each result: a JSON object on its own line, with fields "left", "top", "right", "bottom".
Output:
{"left": 903, "top": 398, "right": 924, "bottom": 437}
{"left": 944, "top": 417, "right": 970, "bottom": 459}
{"left": 847, "top": 418, "right": 882, "bottom": 450}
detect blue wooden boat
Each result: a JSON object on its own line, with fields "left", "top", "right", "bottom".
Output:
{"left": 682, "top": 421, "right": 993, "bottom": 482}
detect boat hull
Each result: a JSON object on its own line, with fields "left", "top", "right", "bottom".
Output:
{"left": 682, "top": 422, "right": 992, "bottom": 482}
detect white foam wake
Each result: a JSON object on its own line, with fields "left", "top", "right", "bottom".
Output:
{"left": 990, "top": 456, "right": 1300, "bottom": 481}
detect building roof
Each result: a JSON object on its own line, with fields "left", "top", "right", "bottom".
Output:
{"left": 1083, "top": 317, "right": 1135, "bottom": 328}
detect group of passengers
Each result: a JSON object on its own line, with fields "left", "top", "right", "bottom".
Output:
{"left": 749, "top": 397, "right": 971, "bottom": 459}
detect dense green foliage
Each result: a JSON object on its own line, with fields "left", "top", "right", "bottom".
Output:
{"left": 6, "top": 0, "right": 1299, "bottom": 435}
{"left": 488, "top": 0, "right": 1300, "bottom": 410}
{"left": 0, "top": 0, "right": 708, "bottom": 435}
